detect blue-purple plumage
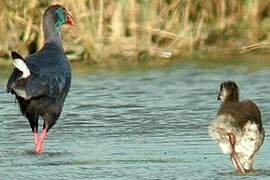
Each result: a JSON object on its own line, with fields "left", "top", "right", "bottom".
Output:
{"left": 7, "top": 42, "right": 71, "bottom": 131}
{"left": 6, "top": 5, "right": 72, "bottom": 139}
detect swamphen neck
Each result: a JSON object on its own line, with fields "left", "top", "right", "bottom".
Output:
{"left": 42, "top": 5, "right": 73, "bottom": 46}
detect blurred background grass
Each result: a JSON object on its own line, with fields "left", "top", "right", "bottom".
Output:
{"left": 1, "top": 0, "right": 270, "bottom": 65}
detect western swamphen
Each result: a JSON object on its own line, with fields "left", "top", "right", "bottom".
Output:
{"left": 6, "top": 5, "right": 74, "bottom": 154}
{"left": 209, "top": 81, "right": 264, "bottom": 173}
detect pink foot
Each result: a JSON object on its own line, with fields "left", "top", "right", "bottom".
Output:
{"left": 35, "top": 142, "right": 43, "bottom": 154}
{"left": 34, "top": 129, "right": 47, "bottom": 154}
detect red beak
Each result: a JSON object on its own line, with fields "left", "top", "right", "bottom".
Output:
{"left": 66, "top": 11, "right": 74, "bottom": 26}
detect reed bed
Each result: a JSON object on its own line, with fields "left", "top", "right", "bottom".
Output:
{"left": 1, "top": 0, "right": 270, "bottom": 64}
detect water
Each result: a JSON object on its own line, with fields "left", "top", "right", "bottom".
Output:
{"left": 1, "top": 59, "right": 270, "bottom": 179}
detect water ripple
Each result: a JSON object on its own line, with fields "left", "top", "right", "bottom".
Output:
{"left": 1, "top": 63, "right": 270, "bottom": 179}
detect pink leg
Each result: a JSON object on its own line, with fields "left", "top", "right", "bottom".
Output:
{"left": 231, "top": 150, "right": 245, "bottom": 173}
{"left": 35, "top": 128, "right": 47, "bottom": 154}
{"left": 33, "top": 132, "right": 39, "bottom": 145}
{"left": 227, "top": 133, "right": 245, "bottom": 173}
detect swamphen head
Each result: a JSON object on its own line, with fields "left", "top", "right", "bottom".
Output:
{"left": 42, "top": 4, "right": 74, "bottom": 45}
{"left": 44, "top": 4, "right": 74, "bottom": 28}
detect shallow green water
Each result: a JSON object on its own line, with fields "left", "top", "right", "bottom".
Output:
{"left": 0, "top": 60, "right": 270, "bottom": 179}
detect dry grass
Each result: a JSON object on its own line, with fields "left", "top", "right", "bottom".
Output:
{"left": 2, "top": 0, "right": 270, "bottom": 64}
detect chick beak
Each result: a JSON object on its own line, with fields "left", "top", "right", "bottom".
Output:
{"left": 217, "top": 92, "right": 221, "bottom": 100}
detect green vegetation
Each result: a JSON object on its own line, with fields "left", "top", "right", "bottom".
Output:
{"left": 1, "top": 0, "right": 270, "bottom": 65}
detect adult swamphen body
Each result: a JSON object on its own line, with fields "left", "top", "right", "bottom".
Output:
{"left": 6, "top": 5, "right": 74, "bottom": 154}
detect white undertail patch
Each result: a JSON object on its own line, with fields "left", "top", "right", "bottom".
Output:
{"left": 13, "top": 88, "right": 28, "bottom": 99}
{"left": 12, "top": 58, "right": 30, "bottom": 78}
